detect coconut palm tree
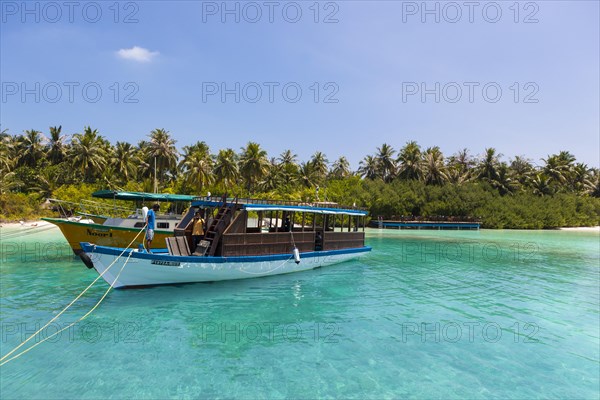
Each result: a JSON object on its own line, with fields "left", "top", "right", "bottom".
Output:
{"left": 571, "top": 163, "right": 594, "bottom": 193}
{"left": 422, "top": 147, "right": 447, "bottom": 185}
{"left": 181, "top": 141, "right": 210, "bottom": 161}
{"left": 239, "top": 142, "right": 269, "bottom": 192}
{"left": 214, "top": 148, "right": 239, "bottom": 188}
{"left": 278, "top": 149, "right": 299, "bottom": 183}
{"left": 310, "top": 151, "right": 329, "bottom": 183}
{"left": 530, "top": 173, "right": 553, "bottom": 196}
{"left": 70, "top": 127, "right": 107, "bottom": 182}
{"left": 588, "top": 169, "right": 600, "bottom": 197}
{"left": 18, "top": 129, "right": 47, "bottom": 167}
{"left": 446, "top": 149, "right": 474, "bottom": 185}
{"left": 330, "top": 156, "right": 351, "bottom": 179}
{"left": 260, "top": 158, "right": 286, "bottom": 192}
{"left": 358, "top": 155, "right": 378, "bottom": 180}
{"left": 298, "top": 161, "right": 319, "bottom": 188}
{"left": 278, "top": 149, "right": 298, "bottom": 166}
{"left": 111, "top": 141, "right": 139, "bottom": 181}
{"left": 47, "top": 126, "right": 68, "bottom": 164}
{"left": 376, "top": 143, "right": 396, "bottom": 182}
{"left": 477, "top": 148, "right": 501, "bottom": 181}
{"left": 509, "top": 156, "right": 534, "bottom": 187}
{"left": 397, "top": 141, "right": 423, "bottom": 180}
{"left": 181, "top": 151, "right": 214, "bottom": 193}
{"left": 491, "top": 163, "right": 517, "bottom": 195}
{"left": 447, "top": 148, "right": 473, "bottom": 173}
{"left": 0, "top": 134, "right": 15, "bottom": 172}
{"left": 0, "top": 171, "right": 22, "bottom": 194}
{"left": 148, "top": 128, "right": 179, "bottom": 184}
{"left": 543, "top": 151, "right": 575, "bottom": 190}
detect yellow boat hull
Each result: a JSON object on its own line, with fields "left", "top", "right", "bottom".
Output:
{"left": 41, "top": 218, "right": 172, "bottom": 255}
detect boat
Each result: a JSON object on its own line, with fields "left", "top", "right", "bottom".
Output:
{"left": 43, "top": 190, "right": 195, "bottom": 255}
{"left": 79, "top": 196, "right": 371, "bottom": 288}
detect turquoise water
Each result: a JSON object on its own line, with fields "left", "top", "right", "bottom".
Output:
{"left": 1, "top": 225, "right": 599, "bottom": 399}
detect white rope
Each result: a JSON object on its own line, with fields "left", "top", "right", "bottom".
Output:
{"left": 0, "top": 249, "right": 135, "bottom": 366}
{"left": 0, "top": 226, "right": 145, "bottom": 365}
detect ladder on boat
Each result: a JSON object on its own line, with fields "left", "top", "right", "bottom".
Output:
{"left": 203, "top": 197, "right": 237, "bottom": 256}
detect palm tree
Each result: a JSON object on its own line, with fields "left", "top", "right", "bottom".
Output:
{"left": 181, "top": 151, "right": 213, "bottom": 193}
{"left": 543, "top": 151, "right": 575, "bottom": 189}
{"left": 47, "top": 126, "right": 68, "bottom": 164}
{"left": 509, "top": 156, "right": 534, "bottom": 186}
{"left": 530, "top": 173, "right": 553, "bottom": 196}
{"left": 0, "top": 134, "right": 15, "bottom": 172}
{"left": 571, "top": 163, "right": 593, "bottom": 193}
{"left": 397, "top": 141, "right": 423, "bottom": 180}
{"left": 422, "top": 147, "right": 447, "bottom": 185}
{"left": 278, "top": 149, "right": 299, "bottom": 184}
{"left": 239, "top": 142, "right": 269, "bottom": 192}
{"left": 70, "top": 127, "right": 107, "bottom": 182}
{"left": 212, "top": 148, "right": 239, "bottom": 188}
{"left": 588, "top": 169, "right": 600, "bottom": 197}
{"left": 478, "top": 148, "right": 501, "bottom": 181}
{"left": 179, "top": 141, "right": 210, "bottom": 172}
{"left": 298, "top": 161, "right": 317, "bottom": 188}
{"left": 358, "top": 155, "right": 378, "bottom": 180}
{"left": 181, "top": 141, "right": 210, "bottom": 161}
{"left": 260, "top": 158, "right": 285, "bottom": 192}
{"left": 376, "top": 143, "right": 396, "bottom": 182}
{"left": 148, "top": 129, "right": 178, "bottom": 184}
{"left": 310, "top": 151, "right": 329, "bottom": 183}
{"left": 18, "top": 129, "right": 46, "bottom": 167}
{"left": 135, "top": 140, "right": 152, "bottom": 180}
{"left": 278, "top": 149, "right": 298, "bottom": 166}
{"left": 0, "top": 171, "right": 22, "bottom": 194}
{"left": 111, "top": 142, "right": 139, "bottom": 181}
{"left": 330, "top": 156, "right": 351, "bottom": 179}
{"left": 491, "top": 163, "right": 517, "bottom": 195}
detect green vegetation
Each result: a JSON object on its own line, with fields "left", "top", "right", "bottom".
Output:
{"left": 1, "top": 127, "right": 599, "bottom": 228}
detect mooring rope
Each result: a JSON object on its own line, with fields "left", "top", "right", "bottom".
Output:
{"left": 0, "top": 226, "right": 146, "bottom": 366}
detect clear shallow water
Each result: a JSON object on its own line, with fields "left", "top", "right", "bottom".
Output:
{"left": 1, "top": 225, "right": 598, "bottom": 399}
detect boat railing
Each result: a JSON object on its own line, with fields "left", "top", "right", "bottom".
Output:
{"left": 193, "top": 195, "right": 368, "bottom": 212}
{"left": 47, "top": 198, "right": 133, "bottom": 218}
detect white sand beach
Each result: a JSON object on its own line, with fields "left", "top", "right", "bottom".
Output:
{"left": 0, "top": 220, "right": 55, "bottom": 229}
{"left": 560, "top": 226, "right": 600, "bottom": 232}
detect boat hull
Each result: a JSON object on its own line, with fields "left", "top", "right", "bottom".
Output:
{"left": 42, "top": 218, "right": 171, "bottom": 255}
{"left": 81, "top": 243, "right": 371, "bottom": 288}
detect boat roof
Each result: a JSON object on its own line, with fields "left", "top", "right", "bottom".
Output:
{"left": 192, "top": 198, "right": 368, "bottom": 216}
{"left": 92, "top": 190, "right": 195, "bottom": 202}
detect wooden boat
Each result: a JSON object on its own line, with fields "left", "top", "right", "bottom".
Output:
{"left": 43, "top": 191, "right": 194, "bottom": 255}
{"left": 79, "top": 196, "right": 371, "bottom": 288}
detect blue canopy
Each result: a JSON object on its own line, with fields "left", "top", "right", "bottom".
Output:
{"left": 192, "top": 198, "right": 368, "bottom": 216}
{"left": 92, "top": 190, "right": 195, "bottom": 202}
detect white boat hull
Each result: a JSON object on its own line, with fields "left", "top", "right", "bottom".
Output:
{"left": 81, "top": 244, "right": 371, "bottom": 288}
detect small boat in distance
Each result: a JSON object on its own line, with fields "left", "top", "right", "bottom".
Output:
{"left": 44, "top": 190, "right": 195, "bottom": 254}
{"left": 80, "top": 196, "right": 371, "bottom": 288}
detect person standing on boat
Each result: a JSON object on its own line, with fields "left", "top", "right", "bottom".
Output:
{"left": 192, "top": 211, "right": 205, "bottom": 249}
{"left": 145, "top": 204, "right": 159, "bottom": 251}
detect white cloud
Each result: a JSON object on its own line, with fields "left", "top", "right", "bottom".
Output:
{"left": 117, "top": 46, "right": 159, "bottom": 63}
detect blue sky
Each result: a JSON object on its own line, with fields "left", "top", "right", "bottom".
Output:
{"left": 1, "top": 1, "right": 598, "bottom": 168}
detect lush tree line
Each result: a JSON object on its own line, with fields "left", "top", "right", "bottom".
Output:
{"left": 1, "top": 126, "right": 599, "bottom": 228}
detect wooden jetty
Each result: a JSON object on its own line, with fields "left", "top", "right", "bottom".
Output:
{"left": 371, "top": 217, "right": 480, "bottom": 230}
